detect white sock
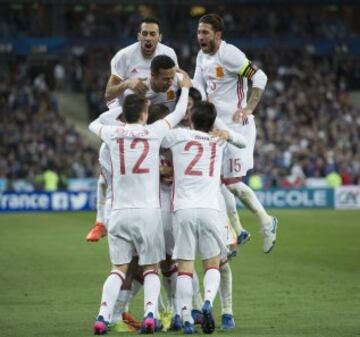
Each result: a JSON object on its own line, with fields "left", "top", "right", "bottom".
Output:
{"left": 111, "top": 289, "right": 130, "bottom": 324}
{"left": 98, "top": 270, "right": 125, "bottom": 322}
{"left": 162, "top": 264, "right": 178, "bottom": 312}
{"left": 143, "top": 270, "right": 161, "bottom": 317}
{"left": 219, "top": 263, "right": 233, "bottom": 315}
{"left": 192, "top": 270, "right": 203, "bottom": 311}
{"left": 221, "top": 185, "right": 244, "bottom": 235}
{"left": 96, "top": 176, "right": 107, "bottom": 223}
{"left": 228, "top": 181, "right": 271, "bottom": 227}
{"left": 176, "top": 273, "right": 194, "bottom": 324}
{"left": 124, "top": 279, "right": 142, "bottom": 312}
{"left": 203, "top": 268, "right": 220, "bottom": 306}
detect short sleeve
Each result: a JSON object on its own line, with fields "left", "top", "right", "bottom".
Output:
{"left": 220, "top": 44, "right": 250, "bottom": 76}
{"left": 110, "top": 50, "right": 127, "bottom": 79}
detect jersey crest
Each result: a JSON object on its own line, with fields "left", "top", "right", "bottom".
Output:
{"left": 215, "top": 65, "right": 224, "bottom": 78}
{"left": 167, "top": 90, "right": 175, "bottom": 100}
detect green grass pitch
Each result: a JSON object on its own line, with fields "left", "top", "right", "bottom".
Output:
{"left": 0, "top": 209, "right": 359, "bottom": 337}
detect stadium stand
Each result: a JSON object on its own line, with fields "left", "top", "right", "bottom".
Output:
{"left": 0, "top": 1, "right": 359, "bottom": 189}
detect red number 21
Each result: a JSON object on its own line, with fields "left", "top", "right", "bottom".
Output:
{"left": 184, "top": 141, "right": 217, "bottom": 177}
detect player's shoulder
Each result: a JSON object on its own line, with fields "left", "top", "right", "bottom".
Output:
{"left": 157, "top": 42, "right": 176, "bottom": 54}
{"left": 218, "top": 40, "right": 244, "bottom": 58}
{"left": 112, "top": 42, "right": 140, "bottom": 61}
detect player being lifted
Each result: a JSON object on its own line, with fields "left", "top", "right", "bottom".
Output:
{"left": 193, "top": 14, "right": 278, "bottom": 254}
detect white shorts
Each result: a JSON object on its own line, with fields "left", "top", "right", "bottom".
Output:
{"left": 172, "top": 209, "right": 228, "bottom": 261}
{"left": 222, "top": 116, "right": 256, "bottom": 177}
{"left": 108, "top": 208, "right": 165, "bottom": 266}
{"left": 160, "top": 186, "right": 175, "bottom": 256}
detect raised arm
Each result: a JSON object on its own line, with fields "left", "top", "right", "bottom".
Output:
{"left": 163, "top": 73, "right": 192, "bottom": 128}
{"left": 98, "top": 107, "right": 123, "bottom": 125}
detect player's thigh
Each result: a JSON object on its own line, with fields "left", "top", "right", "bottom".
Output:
{"left": 198, "top": 209, "right": 228, "bottom": 260}
{"left": 172, "top": 209, "right": 197, "bottom": 261}
{"left": 107, "top": 210, "right": 135, "bottom": 265}
{"left": 130, "top": 209, "right": 166, "bottom": 266}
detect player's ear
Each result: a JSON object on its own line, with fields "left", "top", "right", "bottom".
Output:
{"left": 137, "top": 32, "right": 141, "bottom": 41}
{"left": 159, "top": 33, "right": 163, "bottom": 42}
{"left": 215, "top": 31, "right": 222, "bottom": 40}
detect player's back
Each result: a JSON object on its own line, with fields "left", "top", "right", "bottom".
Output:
{"left": 163, "top": 128, "right": 225, "bottom": 211}
{"left": 107, "top": 122, "right": 166, "bottom": 210}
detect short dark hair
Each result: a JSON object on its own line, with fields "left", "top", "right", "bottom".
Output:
{"left": 189, "top": 87, "right": 202, "bottom": 102}
{"left": 147, "top": 104, "right": 169, "bottom": 124}
{"left": 191, "top": 101, "right": 217, "bottom": 133}
{"left": 151, "top": 55, "right": 175, "bottom": 75}
{"left": 123, "top": 94, "right": 147, "bottom": 123}
{"left": 139, "top": 17, "right": 161, "bottom": 32}
{"left": 199, "top": 14, "right": 224, "bottom": 34}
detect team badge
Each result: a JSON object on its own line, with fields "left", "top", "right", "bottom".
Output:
{"left": 215, "top": 65, "right": 224, "bottom": 78}
{"left": 167, "top": 90, "right": 175, "bottom": 100}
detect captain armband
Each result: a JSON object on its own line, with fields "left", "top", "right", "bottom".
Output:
{"left": 241, "top": 62, "right": 258, "bottom": 79}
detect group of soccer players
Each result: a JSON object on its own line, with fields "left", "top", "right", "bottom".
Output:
{"left": 86, "top": 13, "right": 278, "bottom": 335}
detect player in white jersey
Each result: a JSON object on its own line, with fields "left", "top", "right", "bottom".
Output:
{"left": 105, "top": 17, "right": 178, "bottom": 108}
{"left": 89, "top": 73, "right": 191, "bottom": 334}
{"left": 193, "top": 14, "right": 277, "bottom": 258}
{"left": 124, "top": 54, "right": 181, "bottom": 112}
{"left": 162, "top": 101, "right": 247, "bottom": 334}
{"left": 86, "top": 54, "right": 179, "bottom": 242}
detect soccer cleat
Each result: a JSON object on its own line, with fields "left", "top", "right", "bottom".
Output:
{"left": 183, "top": 321, "right": 197, "bottom": 334}
{"left": 170, "top": 314, "right": 182, "bottom": 331}
{"left": 141, "top": 312, "right": 156, "bottom": 334}
{"left": 191, "top": 309, "right": 204, "bottom": 325}
{"left": 237, "top": 229, "right": 251, "bottom": 245}
{"left": 122, "top": 311, "right": 142, "bottom": 330}
{"left": 201, "top": 300, "right": 215, "bottom": 334}
{"left": 93, "top": 315, "right": 109, "bottom": 335}
{"left": 220, "top": 314, "right": 235, "bottom": 330}
{"left": 160, "top": 310, "right": 172, "bottom": 331}
{"left": 263, "top": 216, "right": 278, "bottom": 254}
{"left": 86, "top": 222, "right": 107, "bottom": 242}
{"left": 112, "top": 320, "right": 137, "bottom": 333}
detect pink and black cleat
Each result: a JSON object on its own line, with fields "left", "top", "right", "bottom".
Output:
{"left": 93, "top": 315, "right": 108, "bottom": 335}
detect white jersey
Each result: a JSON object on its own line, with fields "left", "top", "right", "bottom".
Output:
{"left": 109, "top": 42, "right": 178, "bottom": 109}
{"left": 111, "top": 41, "right": 178, "bottom": 80}
{"left": 124, "top": 74, "right": 181, "bottom": 112}
{"left": 96, "top": 122, "right": 169, "bottom": 209}
{"left": 162, "top": 128, "right": 225, "bottom": 211}
{"left": 194, "top": 40, "right": 250, "bottom": 126}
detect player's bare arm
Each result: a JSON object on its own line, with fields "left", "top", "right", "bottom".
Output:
{"left": 232, "top": 63, "right": 267, "bottom": 123}
{"left": 105, "top": 74, "right": 148, "bottom": 103}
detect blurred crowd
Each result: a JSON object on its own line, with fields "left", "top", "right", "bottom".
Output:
{"left": 0, "top": 2, "right": 359, "bottom": 188}
{"left": 0, "top": 65, "right": 99, "bottom": 189}
{"left": 0, "top": 3, "right": 358, "bottom": 40}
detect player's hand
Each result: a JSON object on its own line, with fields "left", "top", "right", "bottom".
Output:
{"left": 210, "top": 129, "right": 230, "bottom": 144}
{"left": 232, "top": 107, "right": 252, "bottom": 124}
{"left": 177, "top": 70, "right": 192, "bottom": 88}
{"left": 126, "top": 77, "right": 148, "bottom": 94}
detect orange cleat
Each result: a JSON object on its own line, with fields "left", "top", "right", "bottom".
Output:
{"left": 122, "top": 312, "right": 142, "bottom": 330}
{"left": 86, "top": 222, "right": 107, "bottom": 242}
